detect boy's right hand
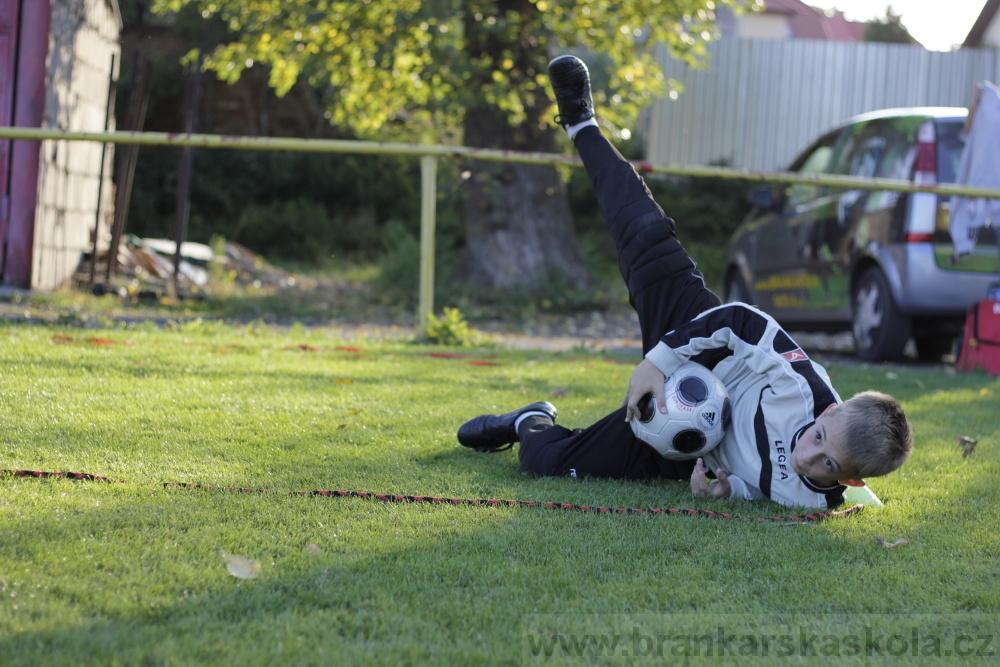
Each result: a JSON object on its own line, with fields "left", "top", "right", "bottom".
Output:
{"left": 690, "top": 458, "right": 732, "bottom": 499}
{"left": 623, "top": 358, "right": 666, "bottom": 422}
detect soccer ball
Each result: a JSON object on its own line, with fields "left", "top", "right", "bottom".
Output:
{"left": 630, "top": 361, "right": 732, "bottom": 460}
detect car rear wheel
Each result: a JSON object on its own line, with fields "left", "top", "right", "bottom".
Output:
{"left": 851, "top": 266, "right": 911, "bottom": 361}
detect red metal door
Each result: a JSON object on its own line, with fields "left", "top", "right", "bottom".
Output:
{"left": 2, "top": 0, "right": 48, "bottom": 288}
{"left": 0, "top": 0, "right": 20, "bottom": 276}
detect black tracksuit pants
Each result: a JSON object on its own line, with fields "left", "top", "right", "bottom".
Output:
{"left": 517, "top": 126, "right": 723, "bottom": 480}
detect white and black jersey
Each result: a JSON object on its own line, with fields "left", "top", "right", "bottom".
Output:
{"left": 512, "top": 127, "right": 847, "bottom": 504}
{"left": 645, "top": 302, "right": 848, "bottom": 509}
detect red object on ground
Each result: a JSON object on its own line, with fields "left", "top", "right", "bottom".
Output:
{"left": 957, "top": 300, "right": 1000, "bottom": 375}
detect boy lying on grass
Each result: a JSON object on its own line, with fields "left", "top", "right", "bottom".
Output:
{"left": 457, "top": 55, "right": 912, "bottom": 510}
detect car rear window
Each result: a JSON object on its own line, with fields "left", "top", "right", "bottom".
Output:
{"left": 935, "top": 120, "right": 965, "bottom": 184}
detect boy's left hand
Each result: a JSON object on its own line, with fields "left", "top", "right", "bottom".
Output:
{"left": 623, "top": 358, "right": 666, "bottom": 422}
{"left": 690, "top": 458, "right": 731, "bottom": 499}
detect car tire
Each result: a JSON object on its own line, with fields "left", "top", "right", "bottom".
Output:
{"left": 851, "top": 266, "right": 911, "bottom": 362}
{"left": 725, "top": 272, "right": 752, "bottom": 304}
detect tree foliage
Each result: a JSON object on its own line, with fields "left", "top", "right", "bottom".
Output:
{"left": 153, "top": 0, "right": 734, "bottom": 142}
{"left": 150, "top": 0, "right": 738, "bottom": 294}
{"left": 863, "top": 6, "right": 917, "bottom": 45}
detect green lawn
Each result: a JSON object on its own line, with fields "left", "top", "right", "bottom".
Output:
{"left": 1, "top": 320, "right": 998, "bottom": 665}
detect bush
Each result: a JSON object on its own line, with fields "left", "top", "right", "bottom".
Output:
{"left": 375, "top": 222, "right": 423, "bottom": 308}
{"left": 419, "top": 307, "right": 486, "bottom": 346}
{"left": 229, "top": 199, "right": 335, "bottom": 264}
{"left": 125, "top": 147, "right": 424, "bottom": 262}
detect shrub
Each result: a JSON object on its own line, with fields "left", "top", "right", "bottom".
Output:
{"left": 420, "top": 307, "right": 486, "bottom": 346}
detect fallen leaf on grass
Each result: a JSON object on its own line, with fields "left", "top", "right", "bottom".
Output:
{"left": 89, "top": 337, "right": 132, "bottom": 346}
{"left": 332, "top": 378, "right": 354, "bottom": 384}
{"left": 874, "top": 537, "right": 907, "bottom": 548}
{"left": 86, "top": 338, "right": 117, "bottom": 346}
{"left": 467, "top": 360, "right": 501, "bottom": 366}
{"left": 335, "top": 346, "right": 361, "bottom": 353}
{"left": 222, "top": 551, "right": 261, "bottom": 579}
{"left": 50, "top": 334, "right": 133, "bottom": 346}
{"left": 957, "top": 435, "right": 978, "bottom": 458}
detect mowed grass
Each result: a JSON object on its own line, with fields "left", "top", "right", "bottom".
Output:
{"left": 1, "top": 320, "right": 998, "bottom": 665}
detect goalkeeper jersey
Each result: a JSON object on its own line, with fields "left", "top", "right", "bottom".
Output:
{"left": 645, "top": 302, "right": 847, "bottom": 509}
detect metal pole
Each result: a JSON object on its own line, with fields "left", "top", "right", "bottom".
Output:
{"left": 418, "top": 155, "right": 437, "bottom": 329}
{"left": 2, "top": 126, "right": 1000, "bottom": 199}
{"left": 106, "top": 55, "right": 152, "bottom": 281}
{"left": 89, "top": 52, "right": 117, "bottom": 284}
{"left": 172, "top": 54, "right": 204, "bottom": 296}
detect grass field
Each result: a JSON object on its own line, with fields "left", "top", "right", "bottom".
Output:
{"left": 1, "top": 319, "right": 998, "bottom": 665}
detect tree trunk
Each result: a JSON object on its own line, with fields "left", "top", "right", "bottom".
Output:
{"left": 459, "top": 4, "right": 593, "bottom": 291}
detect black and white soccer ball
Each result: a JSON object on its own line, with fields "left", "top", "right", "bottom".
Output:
{"left": 630, "top": 361, "right": 732, "bottom": 460}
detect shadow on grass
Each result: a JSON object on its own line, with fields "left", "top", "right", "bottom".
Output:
{"left": 0, "top": 476, "right": 923, "bottom": 665}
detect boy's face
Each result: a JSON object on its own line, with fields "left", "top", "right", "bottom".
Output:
{"left": 791, "top": 406, "right": 854, "bottom": 484}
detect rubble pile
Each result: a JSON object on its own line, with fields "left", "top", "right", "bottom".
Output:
{"left": 73, "top": 236, "right": 317, "bottom": 300}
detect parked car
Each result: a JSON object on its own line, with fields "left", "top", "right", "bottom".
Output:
{"left": 723, "top": 107, "right": 999, "bottom": 362}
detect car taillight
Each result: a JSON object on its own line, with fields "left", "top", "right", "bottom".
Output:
{"left": 914, "top": 121, "right": 937, "bottom": 187}
{"left": 906, "top": 121, "right": 939, "bottom": 243}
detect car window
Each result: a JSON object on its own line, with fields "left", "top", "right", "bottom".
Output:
{"left": 849, "top": 122, "right": 913, "bottom": 214}
{"left": 832, "top": 121, "right": 885, "bottom": 178}
{"left": 878, "top": 116, "right": 923, "bottom": 182}
{"left": 786, "top": 132, "right": 840, "bottom": 208}
{"left": 934, "top": 121, "right": 964, "bottom": 184}
{"left": 875, "top": 138, "right": 912, "bottom": 179}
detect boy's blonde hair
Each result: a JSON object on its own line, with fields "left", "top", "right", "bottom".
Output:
{"left": 833, "top": 391, "right": 913, "bottom": 478}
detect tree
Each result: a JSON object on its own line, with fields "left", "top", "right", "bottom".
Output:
{"left": 863, "top": 6, "right": 917, "bottom": 45}
{"left": 154, "top": 0, "right": 732, "bottom": 291}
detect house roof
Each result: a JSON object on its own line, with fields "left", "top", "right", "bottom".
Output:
{"left": 963, "top": 0, "right": 999, "bottom": 47}
{"left": 761, "top": 0, "right": 867, "bottom": 41}
{"left": 758, "top": 0, "right": 803, "bottom": 16}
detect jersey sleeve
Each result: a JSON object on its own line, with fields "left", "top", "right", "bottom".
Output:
{"left": 644, "top": 302, "right": 803, "bottom": 384}
{"left": 726, "top": 474, "right": 766, "bottom": 502}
